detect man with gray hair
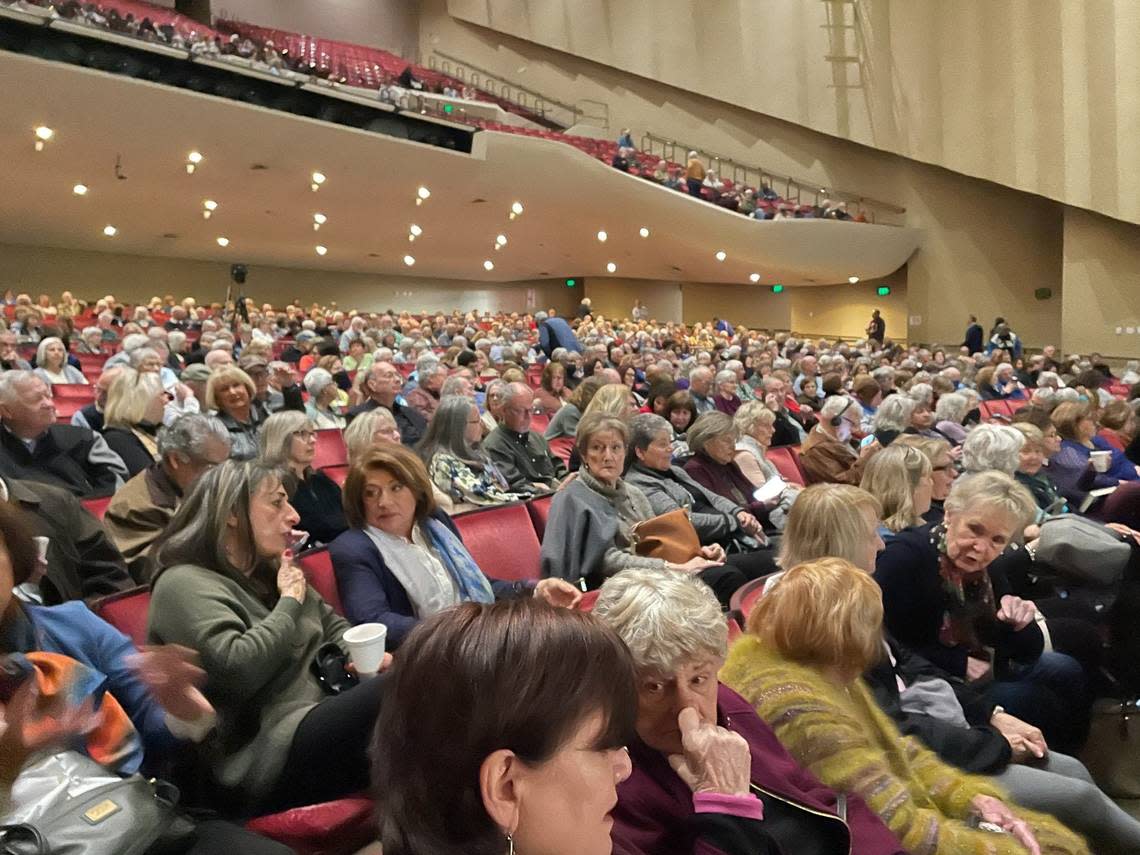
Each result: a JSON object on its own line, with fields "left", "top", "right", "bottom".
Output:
{"left": 405, "top": 359, "right": 447, "bottom": 422}
{"left": 0, "top": 370, "right": 127, "bottom": 497}
{"left": 484, "top": 382, "right": 567, "bottom": 492}
{"left": 104, "top": 414, "right": 232, "bottom": 582}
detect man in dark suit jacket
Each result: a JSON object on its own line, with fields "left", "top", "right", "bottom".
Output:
{"left": 3, "top": 476, "right": 133, "bottom": 604}
{"left": 963, "top": 315, "right": 984, "bottom": 354}
{"left": 345, "top": 361, "right": 426, "bottom": 446}
{"left": 536, "top": 312, "right": 582, "bottom": 360}
{"left": 0, "top": 371, "right": 127, "bottom": 497}
{"left": 483, "top": 383, "right": 567, "bottom": 492}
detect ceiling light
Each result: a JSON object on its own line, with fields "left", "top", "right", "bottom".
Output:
{"left": 416, "top": 186, "right": 431, "bottom": 205}
{"left": 606, "top": 262, "right": 617, "bottom": 273}
{"left": 848, "top": 275, "right": 860, "bottom": 284}
{"left": 509, "top": 201, "right": 524, "bottom": 219}
{"left": 203, "top": 199, "right": 218, "bottom": 219}
{"left": 34, "top": 126, "right": 54, "bottom": 151}
{"left": 639, "top": 227, "right": 650, "bottom": 238}
{"left": 495, "top": 234, "right": 507, "bottom": 246}
{"left": 483, "top": 260, "right": 494, "bottom": 271}
{"left": 186, "top": 150, "right": 203, "bottom": 174}
{"left": 403, "top": 255, "right": 416, "bottom": 266}
{"left": 313, "top": 213, "right": 327, "bottom": 230}
{"left": 72, "top": 184, "right": 88, "bottom": 196}
{"left": 597, "top": 230, "right": 608, "bottom": 242}
{"left": 715, "top": 250, "right": 727, "bottom": 262}
{"left": 311, "top": 171, "right": 326, "bottom": 191}
{"left": 102, "top": 225, "right": 117, "bottom": 237}
{"left": 749, "top": 273, "right": 761, "bottom": 283}
{"left": 216, "top": 236, "right": 230, "bottom": 247}
{"left": 315, "top": 245, "right": 328, "bottom": 256}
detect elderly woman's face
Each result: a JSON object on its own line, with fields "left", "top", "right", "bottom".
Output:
{"left": 911, "top": 404, "right": 934, "bottom": 429}
{"left": 635, "top": 655, "right": 722, "bottom": 756}
{"left": 931, "top": 453, "right": 957, "bottom": 500}
{"left": 511, "top": 711, "right": 632, "bottom": 855}
{"left": 636, "top": 431, "right": 673, "bottom": 472}
{"left": 1018, "top": 445, "right": 1045, "bottom": 476}
{"left": 218, "top": 380, "right": 250, "bottom": 414}
{"left": 718, "top": 380, "right": 738, "bottom": 400}
{"left": 751, "top": 417, "right": 775, "bottom": 447}
{"left": 584, "top": 429, "right": 626, "bottom": 485}
{"left": 362, "top": 468, "right": 418, "bottom": 539}
{"left": 943, "top": 507, "right": 1015, "bottom": 574}
{"left": 669, "top": 408, "right": 691, "bottom": 432}
{"left": 246, "top": 478, "right": 301, "bottom": 559}
{"left": 703, "top": 431, "right": 737, "bottom": 465}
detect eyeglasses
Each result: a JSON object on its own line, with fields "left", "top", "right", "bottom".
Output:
{"left": 292, "top": 429, "right": 317, "bottom": 440}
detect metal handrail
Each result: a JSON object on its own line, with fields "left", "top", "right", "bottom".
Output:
{"left": 640, "top": 131, "right": 906, "bottom": 224}
{"left": 427, "top": 49, "right": 595, "bottom": 128}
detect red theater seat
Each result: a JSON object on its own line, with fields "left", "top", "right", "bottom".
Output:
{"left": 81, "top": 495, "right": 113, "bottom": 521}
{"left": 245, "top": 797, "right": 376, "bottom": 855}
{"left": 53, "top": 399, "right": 87, "bottom": 423}
{"left": 92, "top": 587, "right": 151, "bottom": 647}
{"left": 526, "top": 494, "right": 553, "bottom": 540}
{"left": 766, "top": 446, "right": 806, "bottom": 487}
{"left": 313, "top": 429, "right": 348, "bottom": 470}
{"left": 296, "top": 548, "right": 345, "bottom": 616}
{"left": 577, "top": 590, "right": 600, "bottom": 612}
{"left": 529, "top": 412, "right": 550, "bottom": 434}
{"left": 52, "top": 384, "right": 95, "bottom": 401}
{"left": 453, "top": 503, "right": 542, "bottom": 581}
{"left": 729, "top": 573, "right": 780, "bottom": 619}
{"left": 548, "top": 436, "right": 575, "bottom": 466}
{"left": 321, "top": 464, "right": 349, "bottom": 486}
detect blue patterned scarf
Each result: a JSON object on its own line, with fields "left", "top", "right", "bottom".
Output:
{"left": 423, "top": 517, "right": 494, "bottom": 604}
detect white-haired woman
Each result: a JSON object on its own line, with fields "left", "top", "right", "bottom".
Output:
{"left": 732, "top": 400, "right": 799, "bottom": 529}
{"left": 259, "top": 410, "right": 346, "bottom": 546}
{"left": 344, "top": 407, "right": 454, "bottom": 512}
{"left": 863, "top": 394, "right": 915, "bottom": 447}
{"left": 594, "top": 568, "right": 906, "bottom": 855}
{"left": 303, "top": 367, "right": 345, "bottom": 429}
{"left": 962, "top": 423, "right": 1024, "bottom": 476}
{"left": 934, "top": 392, "right": 970, "bottom": 445}
{"left": 712, "top": 369, "right": 742, "bottom": 416}
{"left": 102, "top": 367, "right": 166, "bottom": 477}
{"left": 33, "top": 336, "right": 86, "bottom": 385}
{"left": 982, "top": 362, "right": 1026, "bottom": 401}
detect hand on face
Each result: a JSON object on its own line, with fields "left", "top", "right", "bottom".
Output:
{"left": 667, "top": 707, "right": 751, "bottom": 797}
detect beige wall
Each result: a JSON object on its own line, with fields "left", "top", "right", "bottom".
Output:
{"left": 218, "top": 0, "right": 420, "bottom": 60}
{"left": 442, "top": 0, "right": 1140, "bottom": 228}
{"left": 790, "top": 273, "right": 908, "bottom": 342}
{"left": 680, "top": 284, "right": 791, "bottom": 332}
{"left": 1062, "top": 209, "right": 1140, "bottom": 359}
{"left": 583, "top": 278, "right": 682, "bottom": 323}
{"left": 0, "top": 242, "right": 579, "bottom": 317}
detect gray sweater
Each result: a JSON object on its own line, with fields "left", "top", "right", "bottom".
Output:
{"left": 540, "top": 469, "right": 666, "bottom": 586}
{"left": 147, "top": 564, "right": 349, "bottom": 809}
{"left": 625, "top": 462, "right": 743, "bottom": 544}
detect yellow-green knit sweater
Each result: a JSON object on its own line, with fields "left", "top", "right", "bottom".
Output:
{"left": 721, "top": 635, "right": 1089, "bottom": 855}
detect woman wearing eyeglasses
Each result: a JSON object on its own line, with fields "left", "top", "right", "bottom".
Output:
{"left": 258, "top": 411, "right": 347, "bottom": 546}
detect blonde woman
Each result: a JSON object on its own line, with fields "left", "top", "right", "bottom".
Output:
{"left": 733, "top": 400, "right": 800, "bottom": 530}
{"left": 102, "top": 368, "right": 166, "bottom": 477}
{"left": 580, "top": 382, "right": 640, "bottom": 421}
{"left": 722, "top": 558, "right": 1089, "bottom": 855}
{"left": 859, "top": 444, "right": 934, "bottom": 535}
{"left": 205, "top": 366, "right": 266, "bottom": 460}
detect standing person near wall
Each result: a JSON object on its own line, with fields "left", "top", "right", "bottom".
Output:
{"left": 685, "top": 151, "right": 706, "bottom": 197}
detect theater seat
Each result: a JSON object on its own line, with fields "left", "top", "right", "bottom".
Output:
{"left": 92, "top": 587, "right": 151, "bottom": 647}
{"left": 766, "top": 446, "right": 806, "bottom": 487}
{"left": 52, "top": 384, "right": 95, "bottom": 401}
{"left": 245, "top": 797, "right": 376, "bottom": 855}
{"left": 548, "top": 436, "right": 575, "bottom": 466}
{"left": 53, "top": 399, "right": 87, "bottom": 423}
{"left": 526, "top": 494, "right": 553, "bottom": 540}
{"left": 321, "top": 464, "right": 349, "bottom": 486}
{"left": 529, "top": 412, "right": 550, "bottom": 434}
{"left": 296, "top": 547, "right": 346, "bottom": 616}
{"left": 81, "top": 495, "right": 113, "bottom": 521}
{"left": 313, "top": 429, "right": 347, "bottom": 470}
{"left": 452, "top": 503, "right": 542, "bottom": 581}
{"left": 576, "top": 590, "right": 600, "bottom": 612}
{"left": 729, "top": 572, "right": 781, "bottom": 619}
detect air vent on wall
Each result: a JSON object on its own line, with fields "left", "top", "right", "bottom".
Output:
{"left": 250, "top": 164, "right": 269, "bottom": 170}
{"left": 161, "top": 233, "right": 178, "bottom": 239}
{"left": 470, "top": 198, "right": 487, "bottom": 204}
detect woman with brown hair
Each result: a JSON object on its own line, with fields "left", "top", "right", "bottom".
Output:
{"left": 373, "top": 599, "right": 636, "bottom": 855}
{"left": 328, "top": 444, "right": 579, "bottom": 647}
{"left": 534, "top": 360, "right": 569, "bottom": 415}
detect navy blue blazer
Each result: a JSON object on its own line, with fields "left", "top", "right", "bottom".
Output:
{"left": 328, "top": 509, "right": 531, "bottom": 649}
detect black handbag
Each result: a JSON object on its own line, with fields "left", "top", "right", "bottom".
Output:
{"left": 0, "top": 752, "right": 194, "bottom": 855}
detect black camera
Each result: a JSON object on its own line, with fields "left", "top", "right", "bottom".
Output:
{"left": 230, "top": 263, "right": 248, "bottom": 285}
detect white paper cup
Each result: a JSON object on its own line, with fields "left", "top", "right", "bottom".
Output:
{"left": 33, "top": 537, "right": 49, "bottom": 563}
{"left": 1090, "top": 451, "right": 1111, "bottom": 473}
{"left": 343, "top": 623, "right": 387, "bottom": 677}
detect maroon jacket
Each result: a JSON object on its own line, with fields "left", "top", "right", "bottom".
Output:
{"left": 611, "top": 684, "right": 904, "bottom": 855}
{"left": 683, "top": 452, "right": 768, "bottom": 521}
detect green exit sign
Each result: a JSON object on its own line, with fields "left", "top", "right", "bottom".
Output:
{"left": 771, "top": 284, "right": 784, "bottom": 294}
{"left": 565, "top": 278, "right": 577, "bottom": 287}
{"left": 877, "top": 286, "right": 891, "bottom": 296}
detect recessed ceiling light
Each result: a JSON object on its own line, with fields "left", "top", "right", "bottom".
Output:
{"left": 511, "top": 201, "right": 524, "bottom": 214}
{"left": 313, "top": 213, "right": 327, "bottom": 231}
{"left": 34, "top": 126, "right": 54, "bottom": 152}
{"left": 749, "top": 273, "right": 761, "bottom": 283}
{"left": 483, "top": 260, "right": 494, "bottom": 271}
{"left": 606, "top": 262, "right": 617, "bottom": 273}
{"left": 416, "top": 186, "right": 431, "bottom": 205}
{"left": 216, "top": 236, "right": 230, "bottom": 247}
{"left": 715, "top": 250, "right": 727, "bottom": 262}
{"left": 848, "top": 275, "right": 860, "bottom": 284}
{"left": 403, "top": 255, "right": 416, "bottom": 266}
{"left": 638, "top": 227, "right": 650, "bottom": 238}
{"left": 310, "top": 172, "right": 326, "bottom": 192}
{"left": 186, "top": 150, "right": 203, "bottom": 174}
{"left": 597, "top": 230, "right": 608, "bottom": 242}
{"left": 203, "top": 199, "right": 218, "bottom": 219}
{"left": 72, "top": 184, "right": 88, "bottom": 196}
{"left": 409, "top": 224, "right": 422, "bottom": 236}
{"left": 102, "top": 225, "right": 117, "bottom": 237}
{"left": 495, "top": 234, "right": 507, "bottom": 246}
{"left": 315, "top": 245, "right": 328, "bottom": 256}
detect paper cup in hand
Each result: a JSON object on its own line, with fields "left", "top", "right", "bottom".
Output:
{"left": 343, "top": 623, "right": 387, "bottom": 677}
{"left": 1090, "top": 451, "right": 1111, "bottom": 473}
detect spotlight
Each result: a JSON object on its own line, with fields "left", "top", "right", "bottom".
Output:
{"left": 311, "top": 171, "right": 326, "bottom": 191}
{"left": 34, "top": 126, "right": 54, "bottom": 151}
{"left": 483, "top": 260, "right": 494, "bottom": 271}
{"left": 509, "top": 201, "right": 524, "bottom": 219}
{"left": 597, "top": 230, "right": 607, "bottom": 242}
{"left": 186, "top": 151, "right": 203, "bottom": 174}
{"left": 416, "top": 186, "right": 431, "bottom": 205}
{"left": 72, "top": 184, "right": 88, "bottom": 196}
{"left": 102, "top": 224, "right": 117, "bottom": 237}
{"left": 216, "top": 236, "right": 230, "bottom": 247}
{"left": 848, "top": 276, "right": 860, "bottom": 284}
{"left": 313, "top": 213, "right": 327, "bottom": 230}
{"left": 749, "top": 273, "right": 761, "bottom": 283}
{"left": 203, "top": 199, "right": 218, "bottom": 219}
{"left": 315, "top": 245, "right": 328, "bottom": 256}
{"left": 403, "top": 255, "right": 416, "bottom": 266}
{"left": 495, "top": 234, "right": 507, "bottom": 246}
{"left": 639, "top": 227, "right": 650, "bottom": 238}
{"left": 409, "top": 224, "right": 422, "bottom": 241}
{"left": 606, "top": 262, "right": 617, "bottom": 273}
{"left": 715, "top": 250, "right": 727, "bottom": 262}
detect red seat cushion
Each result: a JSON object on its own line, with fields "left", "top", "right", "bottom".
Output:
{"left": 548, "top": 436, "right": 575, "bottom": 466}
{"left": 312, "top": 429, "right": 347, "bottom": 470}
{"left": 526, "top": 495, "right": 553, "bottom": 540}
{"left": 296, "top": 548, "right": 345, "bottom": 616}
{"left": 52, "top": 384, "right": 95, "bottom": 401}
{"left": 245, "top": 797, "right": 375, "bottom": 855}
{"left": 81, "top": 495, "right": 113, "bottom": 521}
{"left": 52, "top": 399, "right": 87, "bottom": 422}
{"left": 576, "top": 590, "right": 600, "bottom": 612}
{"left": 766, "top": 447, "right": 806, "bottom": 487}
{"left": 92, "top": 588, "right": 151, "bottom": 647}
{"left": 453, "top": 503, "right": 542, "bottom": 581}
{"left": 321, "top": 464, "right": 349, "bottom": 487}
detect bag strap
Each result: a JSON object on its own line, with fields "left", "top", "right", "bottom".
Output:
{"left": 0, "top": 823, "right": 47, "bottom": 855}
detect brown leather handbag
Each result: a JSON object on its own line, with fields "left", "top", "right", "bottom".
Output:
{"left": 631, "top": 508, "right": 702, "bottom": 564}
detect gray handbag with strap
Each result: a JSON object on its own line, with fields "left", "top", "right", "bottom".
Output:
{"left": 0, "top": 751, "right": 192, "bottom": 855}
{"left": 1035, "top": 514, "right": 1131, "bottom": 587}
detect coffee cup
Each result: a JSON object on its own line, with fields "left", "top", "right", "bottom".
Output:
{"left": 1090, "top": 450, "right": 1111, "bottom": 473}
{"left": 342, "top": 623, "right": 387, "bottom": 676}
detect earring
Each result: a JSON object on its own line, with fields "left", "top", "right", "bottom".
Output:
{"left": 506, "top": 832, "right": 515, "bottom": 855}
